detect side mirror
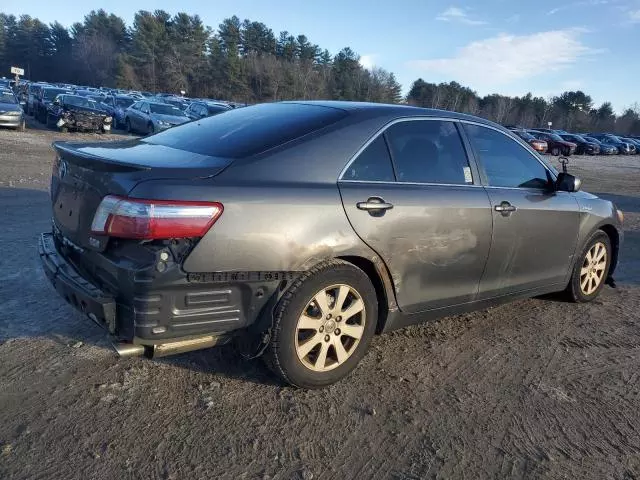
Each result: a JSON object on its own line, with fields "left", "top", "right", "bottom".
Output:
{"left": 556, "top": 172, "right": 581, "bottom": 192}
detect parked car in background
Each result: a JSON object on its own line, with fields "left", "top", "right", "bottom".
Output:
{"left": 26, "top": 83, "right": 48, "bottom": 116}
{"left": 559, "top": 134, "right": 600, "bottom": 155}
{"left": 161, "top": 96, "right": 190, "bottom": 111}
{"left": 510, "top": 129, "right": 548, "bottom": 153}
{"left": 529, "top": 130, "right": 577, "bottom": 156}
{"left": 101, "top": 95, "right": 136, "bottom": 129}
{"left": 39, "top": 101, "right": 624, "bottom": 388}
{"left": 532, "top": 128, "right": 569, "bottom": 135}
{"left": 185, "top": 100, "right": 232, "bottom": 120}
{"left": 581, "top": 136, "right": 618, "bottom": 155}
{"left": 588, "top": 134, "right": 635, "bottom": 155}
{"left": 618, "top": 137, "right": 640, "bottom": 154}
{"left": 0, "top": 89, "right": 25, "bottom": 131}
{"left": 47, "top": 94, "right": 112, "bottom": 133}
{"left": 124, "top": 100, "right": 189, "bottom": 134}
{"left": 34, "top": 86, "right": 72, "bottom": 123}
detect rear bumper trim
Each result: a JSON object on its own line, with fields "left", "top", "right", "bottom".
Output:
{"left": 38, "top": 233, "right": 117, "bottom": 333}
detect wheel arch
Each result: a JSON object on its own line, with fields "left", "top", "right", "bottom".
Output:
{"left": 336, "top": 255, "right": 399, "bottom": 334}
{"left": 598, "top": 224, "right": 620, "bottom": 276}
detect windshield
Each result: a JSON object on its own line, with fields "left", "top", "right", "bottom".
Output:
{"left": 44, "top": 88, "right": 68, "bottom": 100}
{"left": 88, "top": 95, "right": 105, "bottom": 103}
{"left": 606, "top": 135, "right": 622, "bottom": 142}
{"left": 583, "top": 136, "right": 599, "bottom": 144}
{"left": 548, "top": 133, "right": 564, "bottom": 142}
{"left": 115, "top": 97, "right": 134, "bottom": 108}
{"left": 207, "top": 105, "right": 230, "bottom": 115}
{"left": 149, "top": 104, "right": 186, "bottom": 116}
{"left": 517, "top": 131, "right": 534, "bottom": 141}
{"left": 0, "top": 92, "right": 17, "bottom": 104}
{"left": 144, "top": 102, "right": 348, "bottom": 159}
{"left": 64, "top": 96, "right": 97, "bottom": 108}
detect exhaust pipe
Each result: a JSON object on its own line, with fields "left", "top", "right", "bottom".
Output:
{"left": 113, "top": 335, "right": 228, "bottom": 359}
{"left": 150, "top": 335, "right": 224, "bottom": 358}
{"left": 112, "top": 342, "right": 145, "bottom": 357}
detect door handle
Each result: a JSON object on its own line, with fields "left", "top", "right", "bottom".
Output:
{"left": 495, "top": 201, "right": 517, "bottom": 216}
{"left": 356, "top": 197, "right": 394, "bottom": 212}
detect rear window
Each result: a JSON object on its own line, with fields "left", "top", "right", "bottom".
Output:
{"left": 143, "top": 102, "right": 348, "bottom": 158}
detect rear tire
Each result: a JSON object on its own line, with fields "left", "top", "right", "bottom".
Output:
{"left": 566, "top": 231, "right": 611, "bottom": 303}
{"left": 551, "top": 147, "right": 560, "bottom": 156}
{"left": 125, "top": 118, "right": 132, "bottom": 134}
{"left": 264, "top": 259, "right": 378, "bottom": 389}
{"left": 17, "top": 120, "right": 25, "bottom": 132}
{"left": 147, "top": 122, "right": 154, "bottom": 135}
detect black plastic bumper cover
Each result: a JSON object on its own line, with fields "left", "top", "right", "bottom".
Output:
{"left": 38, "top": 233, "right": 117, "bottom": 333}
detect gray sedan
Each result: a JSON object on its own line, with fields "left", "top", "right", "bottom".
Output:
{"left": 0, "top": 90, "right": 25, "bottom": 130}
{"left": 40, "top": 101, "right": 624, "bottom": 388}
{"left": 124, "top": 100, "right": 189, "bottom": 135}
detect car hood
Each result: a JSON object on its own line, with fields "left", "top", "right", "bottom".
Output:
{"left": 0, "top": 102, "right": 21, "bottom": 112}
{"left": 150, "top": 113, "right": 189, "bottom": 124}
{"left": 63, "top": 106, "right": 108, "bottom": 116}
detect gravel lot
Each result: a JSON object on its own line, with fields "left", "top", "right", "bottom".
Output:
{"left": 0, "top": 127, "right": 639, "bottom": 479}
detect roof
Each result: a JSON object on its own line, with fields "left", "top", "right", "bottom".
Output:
{"left": 283, "top": 100, "right": 501, "bottom": 128}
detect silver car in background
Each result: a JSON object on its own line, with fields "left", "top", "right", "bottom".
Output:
{"left": 124, "top": 100, "right": 189, "bottom": 135}
{"left": 0, "top": 89, "right": 25, "bottom": 131}
{"left": 39, "top": 101, "right": 624, "bottom": 389}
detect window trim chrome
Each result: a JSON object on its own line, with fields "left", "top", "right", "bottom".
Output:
{"left": 338, "top": 115, "right": 557, "bottom": 191}
{"left": 338, "top": 116, "right": 478, "bottom": 186}
{"left": 458, "top": 119, "right": 559, "bottom": 185}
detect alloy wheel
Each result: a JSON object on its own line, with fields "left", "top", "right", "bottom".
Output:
{"left": 580, "top": 241, "right": 607, "bottom": 295}
{"left": 294, "top": 284, "right": 366, "bottom": 372}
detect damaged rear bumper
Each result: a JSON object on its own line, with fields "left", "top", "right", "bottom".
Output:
{"left": 39, "top": 232, "right": 118, "bottom": 332}
{"left": 38, "top": 232, "right": 280, "bottom": 354}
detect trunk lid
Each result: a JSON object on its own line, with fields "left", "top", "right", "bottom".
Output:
{"left": 51, "top": 139, "right": 232, "bottom": 251}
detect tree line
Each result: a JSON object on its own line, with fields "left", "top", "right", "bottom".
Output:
{"left": 0, "top": 9, "right": 639, "bottom": 135}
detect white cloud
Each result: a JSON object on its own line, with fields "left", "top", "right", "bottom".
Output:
{"left": 407, "top": 29, "right": 601, "bottom": 90}
{"left": 436, "top": 7, "right": 487, "bottom": 26}
{"left": 506, "top": 14, "right": 521, "bottom": 23}
{"left": 359, "top": 54, "right": 377, "bottom": 70}
{"left": 547, "top": 0, "right": 611, "bottom": 15}
{"left": 630, "top": 9, "right": 640, "bottom": 22}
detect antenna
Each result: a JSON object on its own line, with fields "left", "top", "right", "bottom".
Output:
{"left": 559, "top": 156, "right": 569, "bottom": 173}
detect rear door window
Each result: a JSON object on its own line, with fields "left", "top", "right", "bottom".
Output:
{"left": 342, "top": 135, "right": 395, "bottom": 182}
{"left": 463, "top": 124, "right": 551, "bottom": 189}
{"left": 144, "top": 102, "right": 348, "bottom": 158}
{"left": 384, "top": 120, "right": 473, "bottom": 185}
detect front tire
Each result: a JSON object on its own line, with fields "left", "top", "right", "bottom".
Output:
{"left": 551, "top": 146, "right": 560, "bottom": 156}
{"left": 265, "top": 260, "right": 378, "bottom": 389}
{"left": 566, "top": 231, "right": 611, "bottom": 303}
{"left": 125, "top": 118, "right": 132, "bottom": 134}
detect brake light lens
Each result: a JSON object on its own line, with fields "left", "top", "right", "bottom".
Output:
{"left": 91, "top": 195, "right": 223, "bottom": 239}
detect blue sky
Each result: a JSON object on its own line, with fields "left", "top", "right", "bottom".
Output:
{"left": 5, "top": 0, "right": 640, "bottom": 112}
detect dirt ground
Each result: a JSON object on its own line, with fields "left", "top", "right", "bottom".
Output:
{"left": 0, "top": 126, "right": 639, "bottom": 480}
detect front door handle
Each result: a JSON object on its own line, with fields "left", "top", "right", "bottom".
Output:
{"left": 357, "top": 197, "right": 394, "bottom": 212}
{"left": 495, "top": 201, "right": 517, "bottom": 216}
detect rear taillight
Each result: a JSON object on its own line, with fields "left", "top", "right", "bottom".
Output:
{"left": 91, "top": 195, "right": 223, "bottom": 240}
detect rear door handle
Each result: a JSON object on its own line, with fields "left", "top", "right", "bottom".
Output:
{"left": 356, "top": 197, "right": 394, "bottom": 212}
{"left": 495, "top": 201, "right": 517, "bottom": 216}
